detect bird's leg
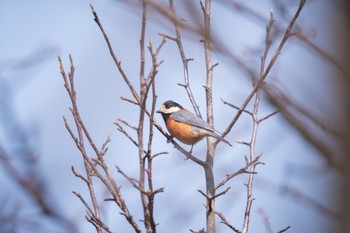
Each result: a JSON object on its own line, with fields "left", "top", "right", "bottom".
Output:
{"left": 189, "top": 144, "right": 194, "bottom": 154}
{"left": 167, "top": 135, "right": 174, "bottom": 143}
{"left": 183, "top": 145, "right": 194, "bottom": 161}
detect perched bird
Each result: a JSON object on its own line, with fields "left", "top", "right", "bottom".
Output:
{"left": 156, "top": 100, "right": 232, "bottom": 147}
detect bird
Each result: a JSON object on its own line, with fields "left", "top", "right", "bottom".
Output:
{"left": 156, "top": 100, "right": 232, "bottom": 147}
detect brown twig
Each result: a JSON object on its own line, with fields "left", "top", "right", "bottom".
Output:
{"left": 241, "top": 7, "right": 276, "bottom": 233}
{"left": 72, "top": 191, "right": 113, "bottom": 233}
{"left": 257, "top": 208, "right": 274, "bottom": 233}
{"left": 200, "top": 1, "right": 220, "bottom": 232}
{"left": 59, "top": 55, "right": 142, "bottom": 233}
{"left": 222, "top": 0, "right": 348, "bottom": 78}
{"left": 92, "top": 2, "right": 168, "bottom": 231}
{"left": 90, "top": 4, "right": 140, "bottom": 104}
{"left": 258, "top": 109, "right": 280, "bottom": 123}
{"left": 117, "top": 118, "right": 138, "bottom": 131}
{"left": 215, "top": 153, "right": 263, "bottom": 191}
{"left": 264, "top": 84, "right": 345, "bottom": 171}
{"left": 116, "top": 165, "right": 140, "bottom": 190}
{"left": 258, "top": 207, "right": 291, "bottom": 233}
{"left": 221, "top": 0, "right": 306, "bottom": 139}
{"left": 167, "top": 0, "right": 202, "bottom": 118}
{"left": 59, "top": 55, "right": 104, "bottom": 233}
{"left": 114, "top": 121, "right": 142, "bottom": 150}
{"left": 221, "top": 98, "right": 253, "bottom": 116}
{"left": 278, "top": 226, "right": 291, "bottom": 233}
{"left": 0, "top": 152, "right": 64, "bottom": 223}
{"left": 281, "top": 183, "right": 341, "bottom": 220}
{"left": 241, "top": 90, "right": 261, "bottom": 233}
{"left": 215, "top": 211, "right": 241, "bottom": 233}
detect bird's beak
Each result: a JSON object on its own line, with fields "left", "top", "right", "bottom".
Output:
{"left": 156, "top": 105, "right": 165, "bottom": 114}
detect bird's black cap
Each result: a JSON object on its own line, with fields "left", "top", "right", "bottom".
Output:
{"left": 162, "top": 100, "right": 183, "bottom": 109}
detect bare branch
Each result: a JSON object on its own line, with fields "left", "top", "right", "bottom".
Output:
{"left": 90, "top": 4, "right": 140, "bottom": 104}
{"left": 278, "top": 226, "right": 291, "bottom": 233}
{"left": 168, "top": 0, "right": 202, "bottom": 118}
{"left": 120, "top": 96, "right": 139, "bottom": 106}
{"left": 215, "top": 211, "right": 241, "bottom": 233}
{"left": 241, "top": 4, "right": 279, "bottom": 232}
{"left": 215, "top": 153, "right": 263, "bottom": 190}
{"left": 100, "top": 135, "right": 111, "bottom": 157}
{"left": 116, "top": 118, "right": 138, "bottom": 131}
{"left": 151, "top": 151, "right": 169, "bottom": 159}
{"left": 221, "top": 98, "right": 253, "bottom": 116}
{"left": 258, "top": 109, "right": 280, "bottom": 123}
{"left": 257, "top": 208, "right": 274, "bottom": 233}
{"left": 71, "top": 166, "right": 88, "bottom": 183}
{"left": 222, "top": 0, "right": 306, "bottom": 139}
{"left": 236, "top": 140, "right": 251, "bottom": 147}
{"left": 116, "top": 165, "right": 140, "bottom": 190}
{"left": 59, "top": 54, "right": 142, "bottom": 233}
{"left": 190, "top": 228, "right": 206, "bottom": 233}
{"left": 281, "top": 183, "right": 342, "bottom": 220}
{"left": 212, "top": 187, "right": 231, "bottom": 200}
{"left": 114, "top": 122, "right": 141, "bottom": 149}
{"left": 265, "top": 84, "right": 344, "bottom": 170}
{"left": 198, "top": 189, "right": 209, "bottom": 199}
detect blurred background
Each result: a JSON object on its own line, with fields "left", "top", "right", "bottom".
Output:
{"left": 0, "top": 0, "right": 349, "bottom": 232}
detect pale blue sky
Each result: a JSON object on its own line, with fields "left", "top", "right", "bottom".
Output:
{"left": 0, "top": 0, "right": 345, "bottom": 232}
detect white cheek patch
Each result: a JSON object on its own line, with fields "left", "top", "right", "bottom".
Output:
{"left": 159, "top": 105, "right": 181, "bottom": 114}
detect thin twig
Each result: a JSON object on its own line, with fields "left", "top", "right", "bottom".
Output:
{"left": 257, "top": 208, "right": 274, "bottom": 233}
{"left": 242, "top": 6, "right": 276, "bottom": 233}
{"left": 151, "top": 151, "right": 169, "bottom": 159}
{"left": 71, "top": 166, "right": 88, "bottom": 183}
{"left": 168, "top": 0, "right": 202, "bottom": 118}
{"left": 264, "top": 84, "right": 344, "bottom": 170}
{"left": 117, "top": 118, "right": 138, "bottom": 131}
{"left": 221, "top": 98, "right": 253, "bottom": 116}
{"left": 90, "top": 4, "right": 140, "bottom": 104}
{"left": 278, "top": 226, "right": 291, "bottom": 233}
{"left": 114, "top": 122, "right": 142, "bottom": 150}
{"left": 116, "top": 166, "right": 140, "bottom": 190}
{"left": 59, "top": 54, "right": 142, "bottom": 233}
{"left": 215, "top": 211, "right": 241, "bottom": 233}
{"left": 258, "top": 109, "right": 280, "bottom": 123}
{"left": 215, "top": 153, "right": 263, "bottom": 190}
{"left": 222, "top": 0, "right": 306, "bottom": 139}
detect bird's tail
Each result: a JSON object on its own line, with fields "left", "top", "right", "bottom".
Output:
{"left": 207, "top": 131, "right": 232, "bottom": 147}
{"left": 217, "top": 136, "right": 232, "bottom": 147}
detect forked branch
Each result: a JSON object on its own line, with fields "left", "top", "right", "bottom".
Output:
{"left": 58, "top": 55, "right": 142, "bottom": 233}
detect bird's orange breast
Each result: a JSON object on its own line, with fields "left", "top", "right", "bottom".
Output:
{"left": 166, "top": 117, "right": 205, "bottom": 145}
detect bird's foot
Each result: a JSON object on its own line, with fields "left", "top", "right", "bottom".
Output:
{"left": 166, "top": 135, "right": 174, "bottom": 143}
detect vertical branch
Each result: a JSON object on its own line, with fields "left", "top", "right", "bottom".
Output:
{"left": 201, "top": 1, "right": 216, "bottom": 233}
{"left": 59, "top": 55, "right": 142, "bottom": 233}
{"left": 60, "top": 55, "right": 103, "bottom": 233}
{"left": 242, "top": 9, "right": 274, "bottom": 233}
{"left": 137, "top": 1, "right": 154, "bottom": 232}
{"left": 91, "top": 4, "right": 168, "bottom": 232}
{"left": 145, "top": 37, "right": 164, "bottom": 232}
{"left": 146, "top": 80, "right": 157, "bottom": 232}
{"left": 241, "top": 90, "right": 260, "bottom": 233}
{"left": 168, "top": 0, "right": 202, "bottom": 118}
{"left": 202, "top": 0, "right": 213, "bottom": 126}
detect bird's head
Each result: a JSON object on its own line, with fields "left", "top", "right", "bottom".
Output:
{"left": 156, "top": 100, "right": 183, "bottom": 115}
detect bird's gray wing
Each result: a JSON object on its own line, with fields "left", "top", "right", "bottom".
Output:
{"left": 171, "top": 111, "right": 215, "bottom": 132}
{"left": 172, "top": 110, "right": 232, "bottom": 146}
